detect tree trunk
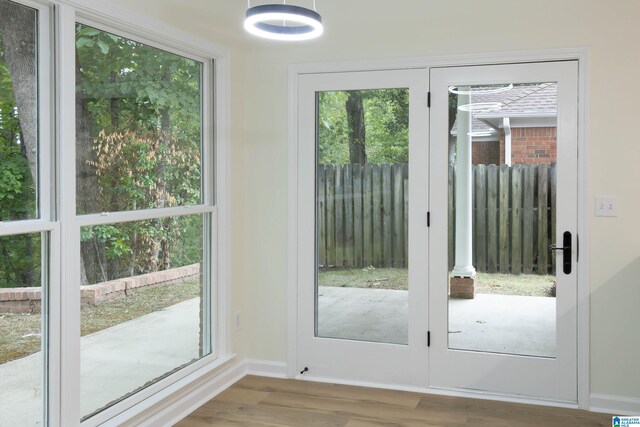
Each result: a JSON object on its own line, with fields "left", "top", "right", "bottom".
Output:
{"left": 76, "top": 52, "right": 103, "bottom": 285}
{"left": 153, "top": 105, "right": 171, "bottom": 271}
{"left": 0, "top": 1, "right": 38, "bottom": 185}
{"left": 346, "top": 91, "right": 367, "bottom": 164}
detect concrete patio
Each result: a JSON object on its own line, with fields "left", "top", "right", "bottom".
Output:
{"left": 0, "top": 298, "right": 201, "bottom": 427}
{"left": 318, "top": 286, "right": 556, "bottom": 357}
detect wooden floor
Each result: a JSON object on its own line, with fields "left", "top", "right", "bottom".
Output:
{"left": 176, "top": 376, "right": 611, "bottom": 427}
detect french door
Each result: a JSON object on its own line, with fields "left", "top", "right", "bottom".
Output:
{"left": 428, "top": 61, "right": 578, "bottom": 402}
{"left": 295, "top": 60, "right": 579, "bottom": 402}
{"left": 296, "top": 69, "right": 430, "bottom": 385}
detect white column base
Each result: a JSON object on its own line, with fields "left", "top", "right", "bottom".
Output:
{"left": 451, "top": 266, "right": 476, "bottom": 278}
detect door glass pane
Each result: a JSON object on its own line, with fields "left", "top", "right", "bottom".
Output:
{"left": 0, "top": 0, "right": 39, "bottom": 220}
{"left": 79, "top": 214, "right": 209, "bottom": 419}
{"left": 0, "top": 232, "right": 46, "bottom": 427}
{"left": 447, "top": 82, "right": 557, "bottom": 358}
{"left": 316, "top": 89, "right": 409, "bottom": 345}
{"left": 75, "top": 24, "right": 203, "bottom": 215}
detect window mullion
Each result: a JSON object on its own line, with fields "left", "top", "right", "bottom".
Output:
{"left": 56, "top": 3, "right": 82, "bottom": 427}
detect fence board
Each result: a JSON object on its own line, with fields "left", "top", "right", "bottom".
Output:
{"left": 372, "top": 165, "right": 383, "bottom": 266}
{"left": 363, "top": 164, "right": 373, "bottom": 266}
{"left": 325, "top": 165, "right": 335, "bottom": 266}
{"left": 353, "top": 164, "right": 363, "bottom": 267}
{"left": 511, "top": 165, "right": 523, "bottom": 274}
{"left": 499, "top": 165, "right": 510, "bottom": 273}
{"left": 318, "top": 167, "right": 326, "bottom": 267}
{"left": 474, "top": 165, "right": 487, "bottom": 272}
{"left": 335, "top": 166, "right": 344, "bottom": 266}
{"left": 487, "top": 165, "right": 498, "bottom": 273}
{"left": 345, "top": 166, "right": 355, "bottom": 267}
{"left": 537, "top": 164, "right": 549, "bottom": 274}
{"left": 393, "top": 164, "right": 404, "bottom": 267}
{"left": 382, "top": 164, "right": 393, "bottom": 268}
{"left": 523, "top": 166, "right": 536, "bottom": 273}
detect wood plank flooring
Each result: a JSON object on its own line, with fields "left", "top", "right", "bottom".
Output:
{"left": 176, "top": 376, "right": 612, "bottom": 427}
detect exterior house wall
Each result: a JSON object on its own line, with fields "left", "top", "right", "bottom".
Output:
{"left": 472, "top": 140, "right": 500, "bottom": 165}
{"left": 500, "top": 127, "right": 557, "bottom": 165}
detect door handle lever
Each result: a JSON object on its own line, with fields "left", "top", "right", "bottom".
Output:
{"left": 549, "top": 231, "right": 572, "bottom": 275}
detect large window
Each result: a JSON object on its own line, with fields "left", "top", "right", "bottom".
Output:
{"left": 0, "top": 1, "right": 51, "bottom": 426}
{"left": 0, "top": 2, "right": 222, "bottom": 425}
{"left": 74, "top": 25, "right": 213, "bottom": 419}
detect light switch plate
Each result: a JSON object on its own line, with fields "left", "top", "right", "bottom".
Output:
{"left": 595, "top": 196, "right": 617, "bottom": 217}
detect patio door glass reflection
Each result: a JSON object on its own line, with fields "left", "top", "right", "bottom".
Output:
{"left": 315, "top": 89, "right": 409, "bottom": 345}
{"left": 447, "top": 82, "right": 558, "bottom": 358}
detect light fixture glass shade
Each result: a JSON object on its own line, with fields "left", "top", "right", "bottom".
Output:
{"left": 244, "top": 4, "right": 324, "bottom": 41}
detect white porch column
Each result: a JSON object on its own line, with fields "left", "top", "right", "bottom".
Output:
{"left": 503, "top": 117, "right": 512, "bottom": 166}
{"left": 452, "top": 89, "right": 476, "bottom": 278}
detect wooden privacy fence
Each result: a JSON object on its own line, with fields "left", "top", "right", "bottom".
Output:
{"left": 318, "top": 163, "right": 556, "bottom": 275}
{"left": 450, "top": 163, "right": 556, "bottom": 275}
{"left": 317, "top": 163, "right": 409, "bottom": 269}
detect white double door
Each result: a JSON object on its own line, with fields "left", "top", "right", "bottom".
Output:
{"left": 296, "top": 61, "right": 578, "bottom": 402}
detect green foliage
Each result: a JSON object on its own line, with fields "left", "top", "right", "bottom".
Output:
{"left": 318, "top": 89, "right": 409, "bottom": 165}
{"left": 0, "top": 31, "right": 39, "bottom": 288}
{"left": 75, "top": 24, "right": 203, "bottom": 283}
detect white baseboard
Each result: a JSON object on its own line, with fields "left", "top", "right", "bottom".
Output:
{"left": 590, "top": 394, "right": 640, "bottom": 415}
{"left": 113, "top": 358, "right": 245, "bottom": 427}
{"left": 103, "top": 358, "right": 640, "bottom": 427}
{"left": 245, "top": 359, "right": 288, "bottom": 378}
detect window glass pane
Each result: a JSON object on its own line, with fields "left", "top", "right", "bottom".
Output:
{"left": 315, "top": 89, "right": 409, "bottom": 345}
{"left": 79, "top": 214, "right": 209, "bottom": 419}
{"left": 0, "top": 0, "right": 39, "bottom": 221}
{"left": 75, "top": 24, "right": 203, "bottom": 215}
{"left": 0, "top": 232, "right": 45, "bottom": 427}
{"left": 447, "top": 83, "right": 557, "bottom": 358}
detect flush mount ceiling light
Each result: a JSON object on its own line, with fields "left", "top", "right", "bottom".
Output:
{"left": 467, "top": 131, "right": 494, "bottom": 137}
{"left": 449, "top": 84, "right": 513, "bottom": 96}
{"left": 244, "top": 1, "right": 324, "bottom": 41}
{"left": 458, "top": 102, "right": 503, "bottom": 112}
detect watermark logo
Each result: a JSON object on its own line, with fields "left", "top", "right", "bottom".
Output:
{"left": 613, "top": 416, "right": 640, "bottom": 427}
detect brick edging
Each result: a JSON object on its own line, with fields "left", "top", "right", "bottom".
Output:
{"left": 0, "top": 263, "right": 200, "bottom": 314}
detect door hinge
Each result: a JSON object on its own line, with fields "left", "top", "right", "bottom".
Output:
{"left": 427, "top": 91, "right": 431, "bottom": 108}
{"left": 427, "top": 211, "right": 431, "bottom": 227}
{"left": 576, "top": 234, "right": 579, "bottom": 263}
{"left": 427, "top": 331, "right": 431, "bottom": 347}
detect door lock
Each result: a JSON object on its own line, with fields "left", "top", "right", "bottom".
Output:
{"left": 548, "top": 231, "right": 572, "bottom": 274}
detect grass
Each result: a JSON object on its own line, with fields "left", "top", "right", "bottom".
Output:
{"left": 0, "top": 280, "right": 200, "bottom": 365}
{"left": 319, "top": 267, "right": 555, "bottom": 297}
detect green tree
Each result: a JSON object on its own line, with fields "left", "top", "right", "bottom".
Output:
{"left": 318, "top": 89, "right": 409, "bottom": 166}
{"left": 75, "top": 24, "right": 202, "bottom": 284}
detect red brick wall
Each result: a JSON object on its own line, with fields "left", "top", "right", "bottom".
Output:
{"left": 472, "top": 140, "right": 500, "bottom": 165}
{"left": 500, "top": 127, "right": 556, "bottom": 165}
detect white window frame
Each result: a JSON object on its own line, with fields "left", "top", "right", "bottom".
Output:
{"left": 0, "top": 0, "right": 57, "bottom": 425}
{"left": 2, "top": 0, "right": 232, "bottom": 426}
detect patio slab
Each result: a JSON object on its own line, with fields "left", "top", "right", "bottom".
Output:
{"left": 0, "top": 298, "right": 201, "bottom": 427}
{"left": 318, "top": 287, "right": 555, "bottom": 357}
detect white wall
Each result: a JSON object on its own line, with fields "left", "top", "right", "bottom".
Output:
{"left": 109, "top": 0, "right": 640, "bottom": 401}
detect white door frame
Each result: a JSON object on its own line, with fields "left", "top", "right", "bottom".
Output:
{"left": 287, "top": 48, "right": 590, "bottom": 408}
